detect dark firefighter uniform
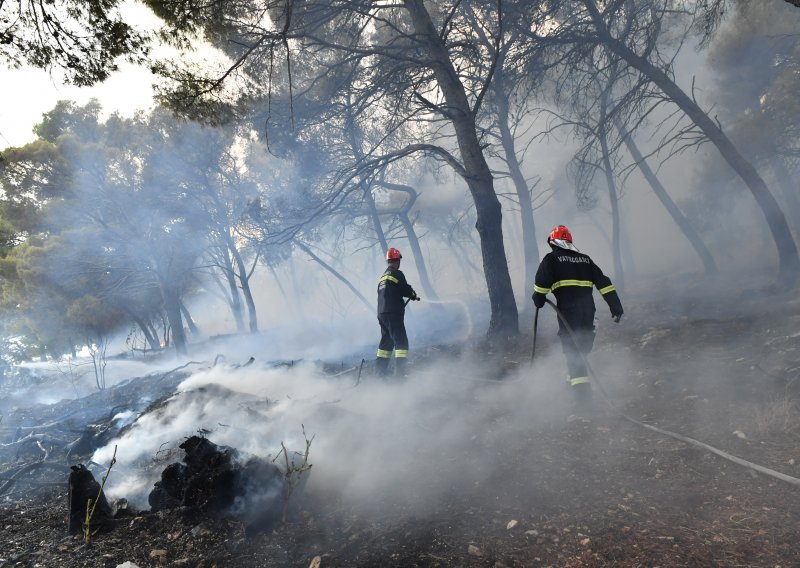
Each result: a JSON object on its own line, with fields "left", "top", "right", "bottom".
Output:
{"left": 532, "top": 247, "right": 623, "bottom": 388}
{"left": 376, "top": 265, "right": 417, "bottom": 375}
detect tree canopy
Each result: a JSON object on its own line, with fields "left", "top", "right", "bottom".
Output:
{"left": 2, "top": 0, "right": 800, "bottom": 360}
{"left": 0, "top": 0, "right": 149, "bottom": 85}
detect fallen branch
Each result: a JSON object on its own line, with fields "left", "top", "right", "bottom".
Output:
{"left": 0, "top": 548, "right": 34, "bottom": 568}
{"left": 0, "top": 433, "right": 69, "bottom": 449}
{"left": 158, "top": 361, "right": 206, "bottom": 382}
{"left": 0, "top": 408, "right": 91, "bottom": 432}
{"left": 0, "top": 462, "right": 70, "bottom": 496}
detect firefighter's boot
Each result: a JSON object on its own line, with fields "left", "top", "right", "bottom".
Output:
{"left": 394, "top": 357, "right": 408, "bottom": 378}
{"left": 570, "top": 378, "right": 593, "bottom": 414}
{"left": 375, "top": 357, "right": 390, "bottom": 377}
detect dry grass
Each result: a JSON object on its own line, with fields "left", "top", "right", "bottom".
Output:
{"left": 744, "top": 394, "right": 800, "bottom": 437}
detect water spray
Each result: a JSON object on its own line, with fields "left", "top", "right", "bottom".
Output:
{"left": 416, "top": 298, "right": 474, "bottom": 339}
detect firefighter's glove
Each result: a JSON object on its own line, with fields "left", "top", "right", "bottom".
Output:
{"left": 410, "top": 291, "right": 420, "bottom": 301}
{"left": 612, "top": 312, "right": 623, "bottom": 323}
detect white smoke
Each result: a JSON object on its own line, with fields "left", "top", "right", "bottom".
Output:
{"left": 91, "top": 340, "right": 598, "bottom": 514}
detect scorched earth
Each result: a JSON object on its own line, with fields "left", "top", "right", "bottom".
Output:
{"left": 1, "top": 281, "right": 799, "bottom": 567}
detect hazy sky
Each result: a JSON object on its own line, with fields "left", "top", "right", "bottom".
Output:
{"left": 0, "top": 63, "right": 156, "bottom": 147}
{"left": 0, "top": 1, "right": 160, "bottom": 148}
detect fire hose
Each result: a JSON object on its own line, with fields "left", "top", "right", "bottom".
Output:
{"left": 530, "top": 305, "right": 540, "bottom": 368}
{"left": 534, "top": 298, "right": 800, "bottom": 488}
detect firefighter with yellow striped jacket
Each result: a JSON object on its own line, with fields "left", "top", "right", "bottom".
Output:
{"left": 376, "top": 247, "right": 419, "bottom": 376}
{"left": 532, "top": 225, "right": 623, "bottom": 403}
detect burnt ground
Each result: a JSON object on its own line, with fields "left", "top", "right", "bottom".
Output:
{"left": 2, "top": 284, "right": 800, "bottom": 568}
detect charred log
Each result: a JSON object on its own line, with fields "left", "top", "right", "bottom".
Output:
{"left": 148, "top": 436, "right": 292, "bottom": 534}
{"left": 68, "top": 464, "right": 112, "bottom": 534}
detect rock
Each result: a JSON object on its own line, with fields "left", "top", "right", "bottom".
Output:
{"left": 467, "top": 544, "right": 482, "bottom": 557}
{"left": 506, "top": 519, "right": 518, "bottom": 530}
{"left": 191, "top": 524, "right": 211, "bottom": 537}
{"left": 115, "top": 563, "right": 141, "bottom": 568}
{"left": 309, "top": 556, "right": 322, "bottom": 568}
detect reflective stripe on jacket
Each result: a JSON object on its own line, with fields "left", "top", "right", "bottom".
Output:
{"left": 532, "top": 249, "right": 622, "bottom": 314}
{"left": 378, "top": 266, "right": 415, "bottom": 314}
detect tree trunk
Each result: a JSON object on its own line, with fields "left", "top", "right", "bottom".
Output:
{"left": 287, "top": 257, "right": 306, "bottom": 317}
{"left": 494, "top": 70, "right": 540, "bottom": 290}
{"left": 404, "top": 0, "right": 518, "bottom": 337}
{"left": 344, "top": 93, "right": 389, "bottom": 255}
{"left": 771, "top": 157, "right": 800, "bottom": 234}
{"left": 137, "top": 321, "right": 160, "bottom": 351}
{"left": 364, "top": 184, "right": 389, "bottom": 254}
{"left": 586, "top": 0, "right": 799, "bottom": 282}
{"left": 147, "top": 321, "right": 161, "bottom": 348}
{"left": 220, "top": 248, "right": 246, "bottom": 333}
{"left": 619, "top": 220, "right": 637, "bottom": 278}
{"left": 598, "top": 93, "right": 624, "bottom": 290}
{"left": 616, "top": 117, "right": 718, "bottom": 274}
{"left": 126, "top": 310, "right": 161, "bottom": 351}
{"left": 228, "top": 243, "right": 259, "bottom": 333}
{"left": 180, "top": 301, "right": 200, "bottom": 337}
{"left": 398, "top": 212, "right": 439, "bottom": 300}
{"left": 375, "top": 179, "right": 439, "bottom": 300}
{"left": 160, "top": 283, "right": 187, "bottom": 355}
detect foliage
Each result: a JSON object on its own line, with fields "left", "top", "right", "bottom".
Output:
{"left": 0, "top": 103, "right": 209, "bottom": 355}
{"left": 707, "top": 1, "right": 800, "bottom": 163}
{"left": 0, "top": 97, "right": 310, "bottom": 354}
{"left": 146, "top": 0, "right": 530, "bottom": 335}
{"left": 0, "top": 1, "right": 149, "bottom": 86}
{"left": 1, "top": 0, "right": 799, "bottom": 352}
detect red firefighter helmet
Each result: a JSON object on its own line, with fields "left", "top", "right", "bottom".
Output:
{"left": 386, "top": 247, "right": 402, "bottom": 261}
{"left": 548, "top": 225, "right": 573, "bottom": 243}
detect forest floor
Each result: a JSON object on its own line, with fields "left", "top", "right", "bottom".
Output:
{"left": 2, "top": 282, "right": 800, "bottom": 567}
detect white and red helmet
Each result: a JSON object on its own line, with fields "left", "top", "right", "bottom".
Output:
{"left": 547, "top": 225, "right": 575, "bottom": 250}
{"left": 386, "top": 247, "right": 402, "bottom": 261}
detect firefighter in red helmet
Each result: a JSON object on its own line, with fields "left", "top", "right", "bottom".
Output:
{"left": 532, "top": 225, "right": 623, "bottom": 406}
{"left": 376, "top": 247, "right": 419, "bottom": 376}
